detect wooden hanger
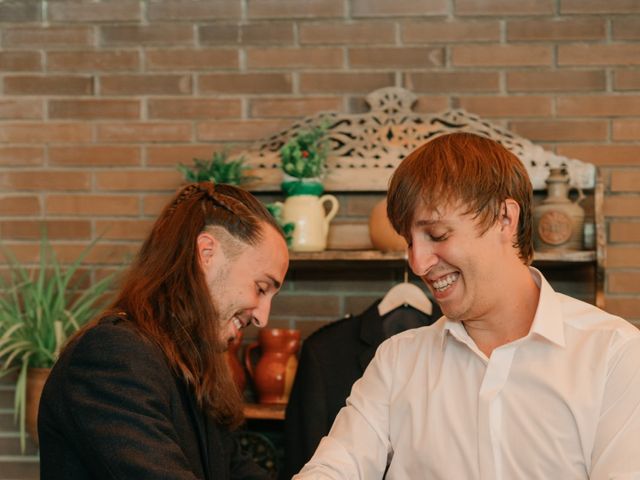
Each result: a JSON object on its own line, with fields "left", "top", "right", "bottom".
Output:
{"left": 377, "top": 260, "right": 433, "bottom": 316}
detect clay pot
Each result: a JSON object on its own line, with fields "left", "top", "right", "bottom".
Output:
{"left": 368, "top": 198, "right": 407, "bottom": 252}
{"left": 26, "top": 367, "right": 51, "bottom": 446}
{"left": 244, "top": 328, "right": 301, "bottom": 405}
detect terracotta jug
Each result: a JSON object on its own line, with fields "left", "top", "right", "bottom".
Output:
{"left": 368, "top": 198, "right": 407, "bottom": 252}
{"left": 244, "top": 328, "right": 301, "bottom": 405}
{"left": 274, "top": 194, "right": 339, "bottom": 252}
{"left": 225, "top": 330, "right": 246, "bottom": 395}
{"left": 26, "top": 367, "right": 51, "bottom": 446}
{"left": 533, "top": 168, "right": 585, "bottom": 252}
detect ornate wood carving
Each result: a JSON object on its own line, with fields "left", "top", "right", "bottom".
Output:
{"left": 244, "top": 87, "right": 596, "bottom": 192}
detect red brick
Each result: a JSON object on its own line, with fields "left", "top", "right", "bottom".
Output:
{"left": 507, "top": 70, "right": 606, "bottom": 92}
{"left": 148, "top": 1, "right": 240, "bottom": 20}
{"left": 2, "top": 26, "right": 93, "bottom": 48}
{"left": 248, "top": 0, "right": 344, "bottom": 19}
{"left": 613, "top": 18, "right": 640, "bottom": 40}
{"left": 48, "top": 1, "right": 141, "bottom": 22}
{"left": 509, "top": 120, "right": 608, "bottom": 142}
{"left": 101, "top": 25, "right": 193, "bottom": 46}
{"left": 558, "top": 145, "right": 640, "bottom": 167}
{"left": 100, "top": 75, "right": 192, "bottom": 95}
{"left": 561, "top": 0, "right": 640, "bottom": 14}
{"left": 271, "top": 294, "right": 340, "bottom": 317}
{"left": 143, "top": 193, "right": 175, "bottom": 215}
{"left": 96, "top": 220, "right": 155, "bottom": 241}
{"left": 604, "top": 196, "right": 640, "bottom": 216}
{"left": 145, "top": 49, "right": 238, "bottom": 70}
{"left": 557, "top": 95, "right": 640, "bottom": 116}
{"left": 0, "top": 99, "right": 43, "bottom": 119}
{"left": 613, "top": 120, "right": 640, "bottom": 141}
{"left": 95, "top": 171, "right": 181, "bottom": 191}
{"left": 198, "top": 24, "right": 240, "bottom": 45}
{"left": 46, "top": 194, "right": 140, "bottom": 216}
{"left": 0, "top": 123, "right": 92, "bottom": 143}
{"left": 412, "top": 96, "right": 453, "bottom": 113}
{"left": 610, "top": 221, "right": 640, "bottom": 242}
{"left": 0, "top": 220, "right": 91, "bottom": 240}
{"left": 47, "top": 50, "right": 140, "bottom": 72}
{"left": 4, "top": 75, "right": 93, "bottom": 95}
{"left": 96, "top": 123, "right": 192, "bottom": 143}
{"left": 148, "top": 98, "right": 241, "bottom": 120}
{"left": 49, "top": 146, "right": 141, "bottom": 167}
{"left": 609, "top": 271, "right": 640, "bottom": 294}
{"left": 611, "top": 170, "right": 640, "bottom": 192}
{"left": 614, "top": 70, "right": 640, "bottom": 90}
{"left": 452, "top": 44, "right": 552, "bottom": 66}
{"left": 607, "top": 246, "right": 640, "bottom": 268}
{"left": 247, "top": 47, "right": 343, "bottom": 69}
{"left": 197, "top": 120, "right": 290, "bottom": 142}
{"left": 250, "top": 97, "right": 343, "bottom": 118}
{"left": 406, "top": 72, "right": 499, "bottom": 93}
{"left": 349, "top": 47, "right": 444, "bottom": 68}
{"left": 199, "top": 73, "right": 292, "bottom": 94}
{"left": 455, "top": 96, "right": 553, "bottom": 117}
{"left": 49, "top": 99, "right": 141, "bottom": 120}
{"left": 300, "top": 73, "right": 395, "bottom": 93}
{"left": 0, "top": 196, "right": 40, "bottom": 216}
{"left": 199, "top": 23, "right": 295, "bottom": 45}
{"left": 1, "top": 171, "right": 90, "bottom": 191}
{"left": 402, "top": 20, "right": 500, "bottom": 43}
{"left": 507, "top": 18, "right": 605, "bottom": 41}
{"left": 351, "top": 0, "right": 448, "bottom": 16}
{"left": 57, "top": 243, "right": 139, "bottom": 265}
{"left": 0, "top": 1, "right": 41, "bottom": 22}
{"left": 605, "top": 297, "right": 640, "bottom": 320}
{"left": 0, "top": 51, "right": 41, "bottom": 71}
{"left": 147, "top": 145, "right": 224, "bottom": 166}
{"left": 559, "top": 44, "right": 640, "bottom": 66}
{"left": 301, "top": 21, "right": 395, "bottom": 45}
{"left": 0, "top": 147, "right": 44, "bottom": 166}
{"left": 456, "top": 0, "right": 553, "bottom": 15}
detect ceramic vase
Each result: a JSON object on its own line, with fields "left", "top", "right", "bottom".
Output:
{"left": 368, "top": 198, "right": 407, "bottom": 252}
{"left": 274, "top": 194, "right": 339, "bottom": 252}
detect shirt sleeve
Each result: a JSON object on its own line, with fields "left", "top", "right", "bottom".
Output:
{"left": 590, "top": 335, "right": 640, "bottom": 480}
{"left": 293, "top": 339, "right": 396, "bottom": 479}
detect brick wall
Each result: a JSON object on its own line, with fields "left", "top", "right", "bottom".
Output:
{"left": 1, "top": 1, "right": 640, "bottom": 477}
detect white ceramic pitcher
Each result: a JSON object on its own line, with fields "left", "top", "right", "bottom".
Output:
{"left": 276, "top": 194, "right": 339, "bottom": 252}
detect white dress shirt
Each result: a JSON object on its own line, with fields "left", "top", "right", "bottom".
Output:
{"left": 294, "top": 269, "right": 640, "bottom": 479}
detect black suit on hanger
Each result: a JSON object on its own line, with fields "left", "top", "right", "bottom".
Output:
{"left": 282, "top": 299, "right": 440, "bottom": 479}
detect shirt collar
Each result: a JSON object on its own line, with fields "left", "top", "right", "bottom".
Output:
{"left": 440, "top": 267, "right": 565, "bottom": 349}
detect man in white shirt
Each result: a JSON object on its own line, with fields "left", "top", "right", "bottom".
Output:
{"left": 294, "top": 132, "right": 640, "bottom": 479}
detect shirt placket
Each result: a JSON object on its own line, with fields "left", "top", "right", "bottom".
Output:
{"left": 477, "top": 345, "right": 516, "bottom": 480}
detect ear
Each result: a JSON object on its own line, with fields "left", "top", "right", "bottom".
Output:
{"left": 500, "top": 199, "right": 520, "bottom": 240}
{"left": 197, "top": 231, "right": 217, "bottom": 267}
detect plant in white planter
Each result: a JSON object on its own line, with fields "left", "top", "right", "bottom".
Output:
{"left": 0, "top": 234, "right": 115, "bottom": 452}
{"left": 280, "top": 124, "right": 330, "bottom": 197}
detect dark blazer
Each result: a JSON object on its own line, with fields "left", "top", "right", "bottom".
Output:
{"left": 282, "top": 300, "right": 440, "bottom": 479}
{"left": 38, "top": 316, "right": 268, "bottom": 480}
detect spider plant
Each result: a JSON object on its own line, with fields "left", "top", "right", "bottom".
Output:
{"left": 0, "top": 234, "right": 115, "bottom": 452}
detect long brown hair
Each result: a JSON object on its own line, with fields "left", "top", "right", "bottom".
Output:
{"left": 387, "top": 132, "right": 534, "bottom": 265}
{"left": 108, "top": 182, "right": 282, "bottom": 428}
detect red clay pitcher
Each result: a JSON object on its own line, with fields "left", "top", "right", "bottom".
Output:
{"left": 244, "top": 328, "right": 301, "bottom": 405}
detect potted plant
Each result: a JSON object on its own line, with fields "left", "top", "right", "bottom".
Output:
{"left": 177, "top": 150, "right": 259, "bottom": 186}
{"left": 280, "top": 124, "right": 330, "bottom": 197}
{"left": 0, "top": 233, "right": 115, "bottom": 452}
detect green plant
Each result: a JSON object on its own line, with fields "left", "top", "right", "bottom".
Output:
{"left": 265, "top": 203, "right": 295, "bottom": 247}
{"left": 178, "top": 150, "right": 258, "bottom": 186}
{"left": 0, "top": 234, "right": 115, "bottom": 451}
{"left": 280, "top": 124, "right": 330, "bottom": 180}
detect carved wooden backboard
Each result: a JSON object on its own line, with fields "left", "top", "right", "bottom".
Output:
{"left": 243, "top": 87, "right": 596, "bottom": 192}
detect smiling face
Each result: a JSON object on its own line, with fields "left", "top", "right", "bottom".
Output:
{"left": 198, "top": 223, "right": 289, "bottom": 350}
{"left": 407, "top": 200, "right": 518, "bottom": 323}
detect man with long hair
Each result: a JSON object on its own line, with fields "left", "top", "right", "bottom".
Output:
{"left": 39, "top": 182, "right": 289, "bottom": 479}
{"left": 295, "top": 133, "right": 640, "bottom": 479}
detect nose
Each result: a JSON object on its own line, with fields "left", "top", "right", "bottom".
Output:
{"left": 251, "top": 299, "right": 272, "bottom": 328}
{"left": 408, "top": 241, "right": 439, "bottom": 278}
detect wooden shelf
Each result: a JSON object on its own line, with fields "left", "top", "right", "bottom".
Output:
{"left": 244, "top": 403, "right": 286, "bottom": 421}
{"left": 289, "top": 249, "right": 596, "bottom": 264}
